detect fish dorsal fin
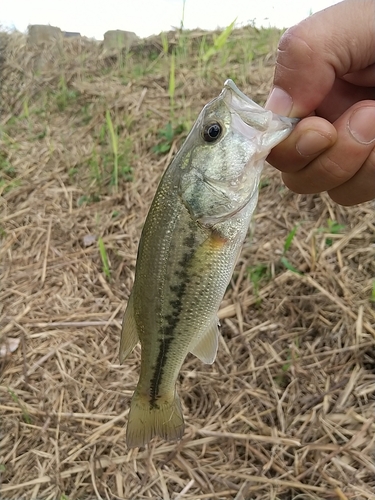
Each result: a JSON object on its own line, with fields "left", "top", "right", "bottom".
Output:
{"left": 189, "top": 319, "right": 220, "bottom": 365}
{"left": 119, "top": 293, "right": 139, "bottom": 363}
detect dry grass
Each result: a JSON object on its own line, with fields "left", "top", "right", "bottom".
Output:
{"left": 0, "top": 28, "right": 375, "bottom": 500}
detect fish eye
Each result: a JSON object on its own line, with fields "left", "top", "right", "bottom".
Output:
{"left": 203, "top": 122, "right": 222, "bottom": 143}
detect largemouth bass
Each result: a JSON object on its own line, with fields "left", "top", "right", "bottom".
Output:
{"left": 121, "top": 80, "right": 297, "bottom": 448}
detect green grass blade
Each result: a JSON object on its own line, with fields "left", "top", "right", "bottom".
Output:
{"left": 214, "top": 18, "right": 236, "bottom": 50}
{"left": 105, "top": 110, "right": 119, "bottom": 190}
{"left": 161, "top": 32, "right": 169, "bottom": 54}
{"left": 7, "top": 387, "right": 31, "bottom": 424}
{"left": 281, "top": 256, "right": 302, "bottom": 275}
{"left": 98, "top": 237, "right": 110, "bottom": 279}
{"left": 202, "top": 18, "right": 236, "bottom": 62}
{"left": 169, "top": 51, "right": 176, "bottom": 113}
{"left": 284, "top": 225, "right": 298, "bottom": 253}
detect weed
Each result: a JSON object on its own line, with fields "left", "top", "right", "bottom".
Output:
{"left": 117, "top": 138, "right": 134, "bottom": 182}
{"left": 160, "top": 31, "right": 169, "bottom": 54}
{"left": 0, "top": 152, "right": 15, "bottom": 177}
{"left": 275, "top": 339, "right": 300, "bottom": 386}
{"left": 77, "top": 194, "right": 100, "bottom": 206}
{"left": 247, "top": 263, "right": 270, "bottom": 300}
{"left": 88, "top": 150, "right": 102, "bottom": 184}
{"left": 180, "top": 0, "right": 186, "bottom": 31}
{"left": 280, "top": 256, "right": 300, "bottom": 274}
{"left": 81, "top": 104, "right": 92, "bottom": 125}
{"left": 68, "top": 167, "right": 78, "bottom": 178}
{"left": 36, "top": 129, "right": 47, "bottom": 140}
{"left": 202, "top": 19, "right": 236, "bottom": 63}
{"left": 283, "top": 225, "right": 298, "bottom": 253}
{"left": 105, "top": 110, "right": 119, "bottom": 190}
{"left": 371, "top": 281, "right": 375, "bottom": 303}
{"left": 55, "top": 76, "right": 79, "bottom": 111}
{"left": 22, "top": 97, "right": 30, "bottom": 119}
{"left": 98, "top": 123, "right": 107, "bottom": 145}
{"left": 0, "top": 178, "right": 21, "bottom": 194}
{"left": 281, "top": 225, "right": 302, "bottom": 274}
{"left": 318, "top": 218, "right": 346, "bottom": 247}
{"left": 7, "top": 388, "right": 31, "bottom": 424}
{"left": 152, "top": 122, "right": 186, "bottom": 154}
{"left": 98, "top": 237, "right": 111, "bottom": 279}
{"left": 169, "top": 50, "right": 176, "bottom": 116}
{"left": 0, "top": 152, "right": 19, "bottom": 193}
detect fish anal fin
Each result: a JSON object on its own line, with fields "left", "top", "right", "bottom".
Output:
{"left": 120, "top": 293, "right": 139, "bottom": 363}
{"left": 190, "top": 319, "right": 219, "bottom": 364}
{"left": 126, "top": 391, "right": 184, "bottom": 448}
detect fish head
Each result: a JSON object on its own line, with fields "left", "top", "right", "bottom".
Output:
{"left": 177, "top": 79, "right": 298, "bottom": 226}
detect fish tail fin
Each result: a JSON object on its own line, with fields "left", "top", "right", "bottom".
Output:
{"left": 126, "top": 391, "right": 184, "bottom": 448}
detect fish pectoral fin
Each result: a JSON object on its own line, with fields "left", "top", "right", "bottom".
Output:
{"left": 119, "top": 293, "right": 139, "bottom": 363}
{"left": 189, "top": 319, "right": 220, "bottom": 364}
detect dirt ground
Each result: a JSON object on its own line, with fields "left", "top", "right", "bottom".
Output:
{"left": 0, "top": 28, "right": 375, "bottom": 500}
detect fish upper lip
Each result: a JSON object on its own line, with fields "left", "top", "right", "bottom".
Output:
{"left": 224, "top": 79, "right": 300, "bottom": 125}
{"left": 224, "top": 79, "right": 263, "bottom": 110}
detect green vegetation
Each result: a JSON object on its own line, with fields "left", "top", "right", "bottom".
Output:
{"left": 275, "top": 341, "right": 300, "bottom": 388}
{"left": 318, "top": 218, "right": 346, "bottom": 247}
{"left": 169, "top": 50, "right": 176, "bottom": 115}
{"left": 98, "top": 237, "right": 111, "bottom": 279}
{"left": 0, "top": 23, "right": 283, "bottom": 200}
{"left": 152, "top": 122, "right": 186, "bottom": 155}
{"left": 55, "top": 75, "right": 80, "bottom": 111}
{"left": 1, "top": 23, "right": 374, "bottom": 500}
{"left": 281, "top": 225, "right": 302, "bottom": 274}
{"left": 7, "top": 388, "right": 31, "bottom": 424}
{"left": 247, "top": 263, "right": 270, "bottom": 302}
{"left": 160, "top": 31, "right": 169, "bottom": 54}
{"left": 105, "top": 110, "right": 119, "bottom": 190}
{"left": 201, "top": 19, "right": 236, "bottom": 63}
{"left": 0, "top": 151, "right": 19, "bottom": 194}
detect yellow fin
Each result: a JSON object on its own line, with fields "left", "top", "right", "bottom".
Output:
{"left": 126, "top": 391, "right": 184, "bottom": 448}
{"left": 119, "top": 293, "right": 139, "bottom": 363}
{"left": 189, "top": 319, "right": 219, "bottom": 364}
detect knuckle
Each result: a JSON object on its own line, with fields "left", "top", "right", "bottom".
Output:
{"left": 315, "top": 153, "right": 352, "bottom": 182}
{"left": 366, "top": 146, "right": 375, "bottom": 171}
{"left": 277, "top": 25, "right": 314, "bottom": 62}
{"left": 281, "top": 173, "right": 306, "bottom": 194}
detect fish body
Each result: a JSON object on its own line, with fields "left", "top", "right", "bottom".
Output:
{"left": 120, "top": 80, "right": 297, "bottom": 448}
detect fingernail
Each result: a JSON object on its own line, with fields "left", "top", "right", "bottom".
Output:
{"left": 296, "top": 130, "right": 332, "bottom": 157}
{"left": 348, "top": 107, "right": 375, "bottom": 144}
{"left": 265, "top": 87, "right": 293, "bottom": 116}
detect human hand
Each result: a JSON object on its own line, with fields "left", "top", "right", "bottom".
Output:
{"left": 265, "top": 0, "right": 375, "bottom": 206}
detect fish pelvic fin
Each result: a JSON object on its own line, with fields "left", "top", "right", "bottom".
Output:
{"left": 126, "top": 390, "right": 184, "bottom": 449}
{"left": 120, "top": 293, "right": 139, "bottom": 363}
{"left": 189, "top": 318, "right": 219, "bottom": 364}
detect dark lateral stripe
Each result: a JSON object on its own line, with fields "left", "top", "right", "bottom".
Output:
{"left": 149, "top": 235, "right": 195, "bottom": 408}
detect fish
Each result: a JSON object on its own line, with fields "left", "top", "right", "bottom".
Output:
{"left": 120, "top": 79, "right": 298, "bottom": 448}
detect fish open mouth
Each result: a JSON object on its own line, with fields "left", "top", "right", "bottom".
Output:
{"left": 224, "top": 79, "right": 264, "bottom": 109}
{"left": 222, "top": 79, "right": 299, "bottom": 131}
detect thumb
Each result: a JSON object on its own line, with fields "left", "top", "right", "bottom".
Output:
{"left": 265, "top": 0, "right": 375, "bottom": 118}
